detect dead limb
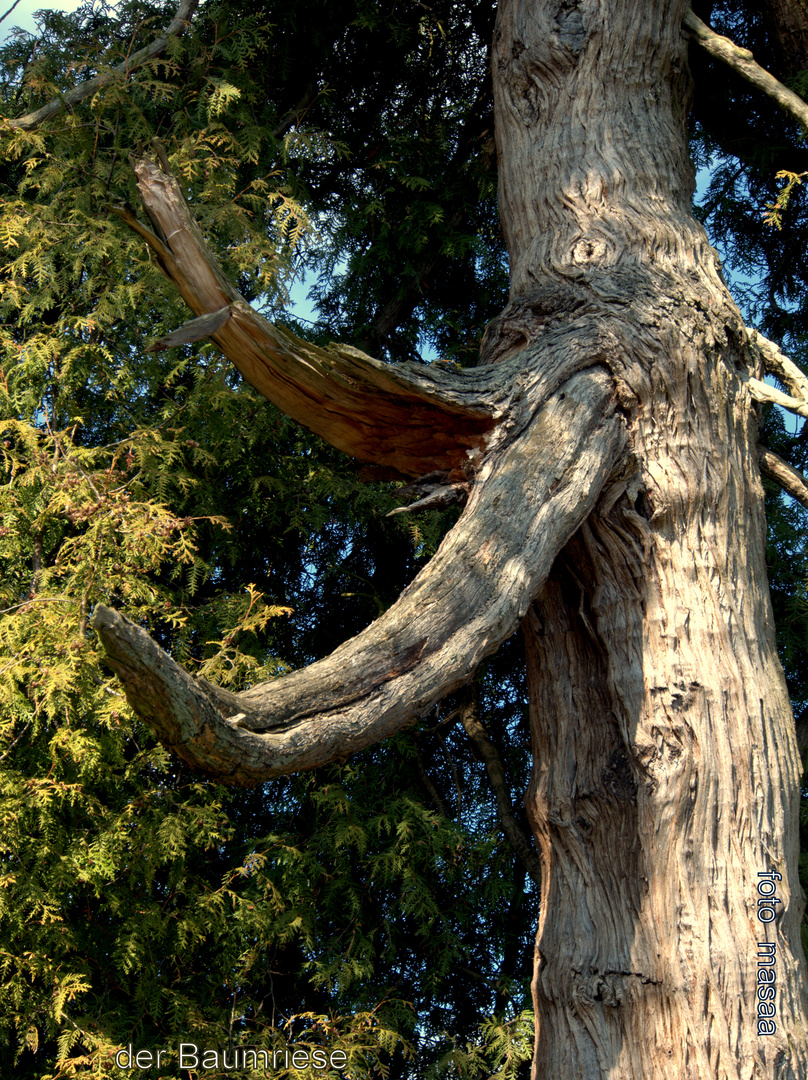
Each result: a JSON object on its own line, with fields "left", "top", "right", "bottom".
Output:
{"left": 119, "top": 159, "right": 498, "bottom": 478}
{"left": 684, "top": 10, "right": 808, "bottom": 132}
{"left": 744, "top": 373, "right": 808, "bottom": 418}
{"left": 758, "top": 446, "right": 808, "bottom": 507}
{"left": 748, "top": 328, "right": 808, "bottom": 403}
{"left": 93, "top": 367, "right": 627, "bottom": 784}
{"left": 12, "top": 0, "right": 199, "bottom": 131}
{"left": 119, "top": 158, "right": 612, "bottom": 479}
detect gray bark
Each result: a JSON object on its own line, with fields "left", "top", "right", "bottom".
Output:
{"left": 91, "top": 1, "right": 808, "bottom": 1076}
{"left": 491, "top": 0, "right": 808, "bottom": 1075}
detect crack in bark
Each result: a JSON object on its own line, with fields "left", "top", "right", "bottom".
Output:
{"left": 93, "top": 366, "right": 627, "bottom": 783}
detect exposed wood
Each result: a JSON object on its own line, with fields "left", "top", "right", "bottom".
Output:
{"left": 11, "top": 0, "right": 199, "bottom": 131}
{"left": 685, "top": 9, "right": 808, "bottom": 131}
{"left": 93, "top": 364, "right": 627, "bottom": 783}
{"left": 123, "top": 160, "right": 499, "bottom": 478}
{"left": 744, "top": 373, "right": 808, "bottom": 417}
{"left": 759, "top": 445, "right": 808, "bottom": 507}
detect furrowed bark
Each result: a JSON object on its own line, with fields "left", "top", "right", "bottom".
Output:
{"left": 491, "top": 0, "right": 808, "bottom": 1076}
{"left": 93, "top": 364, "right": 626, "bottom": 784}
{"left": 11, "top": 0, "right": 198, "bottom": 131}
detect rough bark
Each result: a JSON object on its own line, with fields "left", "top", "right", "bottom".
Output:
{"left": 90, "top": 1, "right": 808, "bottom": 1076}
{"left": 489, "top": 0, "right": 808, "bottom": 1075}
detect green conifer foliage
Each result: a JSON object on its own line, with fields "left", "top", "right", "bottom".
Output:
{"left": 0, "top": 3, "right": 536, "bottom": 1076}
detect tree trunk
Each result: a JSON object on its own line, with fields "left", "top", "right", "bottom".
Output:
{"left": 90, "top": 2, "right": 808, "bottom": 1075}
{"left": 490, "top": 0, "right": 808, "bottom": 1075}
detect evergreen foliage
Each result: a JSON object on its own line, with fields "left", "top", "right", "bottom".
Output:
{"left": 0, "top": 2, "right": 534, "bottom": 1076}
{"left": 0, "top": 0, "right": 806, "bottom": 1076}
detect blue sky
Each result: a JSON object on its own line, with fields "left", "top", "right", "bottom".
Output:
{"left": 1, "top": 0, "right": 83, "bottom": 36}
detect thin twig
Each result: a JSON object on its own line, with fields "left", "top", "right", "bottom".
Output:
{"left": 459, "top": 688, "right": 542, "bottom": 886}
{"left": 0, "top": 596, "right": 75, "bottom": 616}
{"left": 0, "top": 721, "right": 31, "bottom": 763}
{"left": 0, "top": 0, "right": 22, "bottom": 28}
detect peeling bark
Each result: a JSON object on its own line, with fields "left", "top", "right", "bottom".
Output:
{"left": 92, "top": 0, "right": 808, "bottom": 1075}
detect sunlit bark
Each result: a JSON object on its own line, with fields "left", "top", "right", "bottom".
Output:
{"left": 94, "top": 2, "right": 808, "bottom": 1075}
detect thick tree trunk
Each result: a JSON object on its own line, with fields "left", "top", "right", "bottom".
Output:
{"left": 91, "top": 3, "right": 808, "bottom": 1075}
{"left": 489, "top": 0, "right": 808, "bottom": 1076}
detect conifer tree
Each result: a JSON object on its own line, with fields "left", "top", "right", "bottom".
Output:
{"left": 2, "top": 2, "right": 808, "bottom": 1079}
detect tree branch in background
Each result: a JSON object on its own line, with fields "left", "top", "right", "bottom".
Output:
{"left": 749, "top": 328, "right": 808, "bottom": 401}
{"left": 0, "top": 0, "right": 22, "bottom": 28}
{"left": 458, "top": 687, "right": 542, "bottom": 886}
{"left": 684, "top": 9, "right": 808, "bottom": 131}
{"left": 11, "top": 0, "right": 199, "bottom": 131}
{"left": 758, "top": 446, "right": 808, "bottom": 507}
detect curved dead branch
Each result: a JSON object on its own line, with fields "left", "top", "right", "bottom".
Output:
{"left": 684, "top": 10, "right": 808, "bottom": 132}
{"left": 119, "top": 159, "right": 500, "bottom": 478}
{"left": 93, "top": 367, "right": 627, "bottom": 785}
{"left": 12, "top": 0, "right": 199, "bottom": 131}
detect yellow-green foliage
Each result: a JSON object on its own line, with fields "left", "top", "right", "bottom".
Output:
{"left": 763, "top": 170, "right": 808, "bottom": 230}
{"left": 0, "top": 4, "right": 536, "bottom": 1077}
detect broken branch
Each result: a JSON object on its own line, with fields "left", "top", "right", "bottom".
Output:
{"left": 123, "top": 159, "right": 498, "bottom": 477}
